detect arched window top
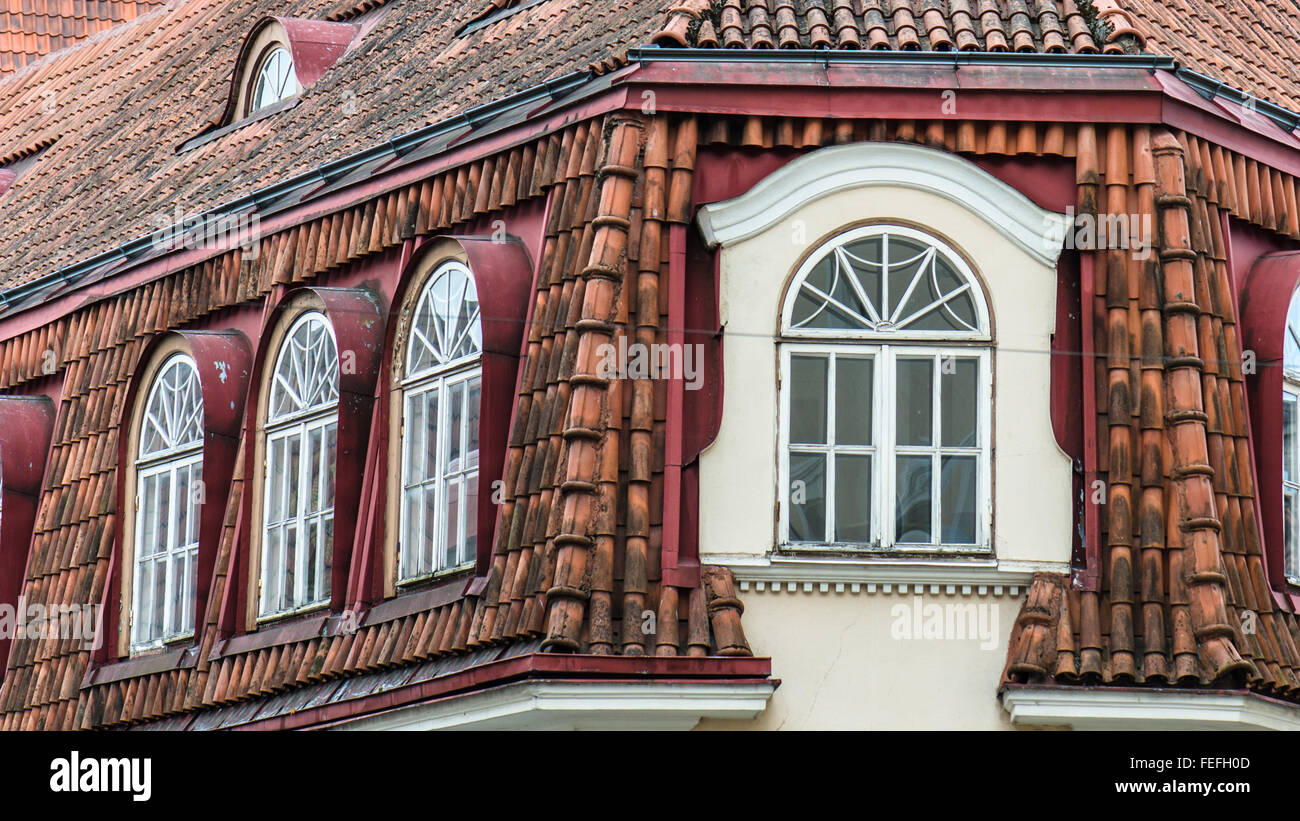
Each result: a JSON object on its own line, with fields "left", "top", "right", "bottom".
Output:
{"left": 782, "top": 225, "right": 989, "bottom": 339}
{"left": 250, "top": 46, "right": 296, "bottom": 112}
{"left": 1286, "top": 287, "right": 1300, "bottom": 378}
{"left": 138, "top": 354, "right": 204, "bottom": 460}
{"left": 269, "top": 311, "right": 339, "bottom": 422}
{"left": 405, "top": 260, "right": 482, "bottom": 380}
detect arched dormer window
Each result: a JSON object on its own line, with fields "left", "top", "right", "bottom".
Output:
{"left": 398, "top": 260, "right": 483, "bottom": 581}
{"left": 249, "top": 45, "right": 296, "bottom": 113}
{"left": 223, "top": 18, "right": 355, "bottom": 125}
{"left": 132, "top": 353, "right": 204, "bottom": 651}
{"left": 1283, "top": 289, "right": 1300, "bottom": 583}
{"left": 779, "top": 225, "right": 992, "bottom": 550}
{"left": 261, "top": 311, "right": 339, "bottom": 618}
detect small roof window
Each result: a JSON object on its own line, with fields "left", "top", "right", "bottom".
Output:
{"left": 249, "top": 46, "right": 297, "bottom": 113}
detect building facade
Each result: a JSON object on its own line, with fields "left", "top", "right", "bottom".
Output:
{"left": 1, "top": 0, "right": 1300, "bottom": 730}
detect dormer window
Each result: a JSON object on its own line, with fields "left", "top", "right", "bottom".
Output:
{"left": 222, "top": 18, "right": 356, "bottom": 126}
{"left": 249, "top": 46, "right": 297, "bottom": 113}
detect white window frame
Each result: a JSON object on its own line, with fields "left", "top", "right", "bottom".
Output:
{"left": 1284, "top": 382, "right": 1300, "bottom": 586}
{"left": 397, "top": 259, "right": 483, "bottom": 583}
{"left": 778, "top": 343, "right": 992, "bottom": 553}
{"left": 131, "top": 353, "right": 203, "bottom": 652}
{"left": 250, "top": 45, "right": 296, "bottom": 113}
{"left": 776, "top": 224, "right": 993, "bottom": 555}
{"left": 259, "top": 311, "right": 339, "bottom": 620}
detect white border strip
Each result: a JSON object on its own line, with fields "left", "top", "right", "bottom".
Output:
{"left": 330, "top": 681, "right": 776, "bottom": 731}
{"left": 697, "top": 141, "right": 1069, "bottom": 266}
{"left": 1002, "top": 687, "right": 1300, "bottom": 730}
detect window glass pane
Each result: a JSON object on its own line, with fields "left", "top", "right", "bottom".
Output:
{"left": 286, "top": 435, "right": 301, "bottom": 519}
{"left": 268, "top": 437, "right": 285, "bottom": 522}
{"left": 896, "top": 358, "right": 933, "bottom": 446}
{"left": 941, "top": 455, "right": 978, "bottom": 544}
{"left": 1285, "top": 393, "right": 1297, "bottom": 485}
{"left": 1287, "top": 489, "right": 1298, "bottom": 578}
{"left": 835, "top": 356, "right": 873, "bottom": 446}
{"left": 262, "top": 528, "right": 281, "bottom": 615}
{"left": 788, "top": 452, "right": 826, "bottom": 542}
{"left": 323, "top": 422, "right": 337, "bottom": 507}
{"left": 405, "top": 391, "right": 424, "bottom": 480}
{"left": 283, "top": 525, "right": 298, "bottom": 612}
{"left": 307, "top": 426, "right": 322, "bottom": 512}
{"left": 448, "top": 380, "right": 464, "bottom": 473}
{"left": 465, "top": 473, "right": 478, "bottom": 565}
{"left": 305, "top": 518, "right": 319, "bottom": 605}
{"left": 835, "top": 454, "right": 872, "bottom": 543}
{"left": 156, "top": 472, "right": 172, "bottom": 549}
{"left": 895, "top": 455, "right": 932, "bottom": 543}
{"left": 467, "top": 376, "right": 481, "bottom": 469}
{"left": 941, "top": 358, "right": 979, "bottom": 447}
{"left": 425, "top": 389, "right": 440, "bottom": 481}
{"left": 790, "top": 355, "right": 828, "bottom": 444}
{"left": 445, "top": 479, "right": 461, "bottom": 569}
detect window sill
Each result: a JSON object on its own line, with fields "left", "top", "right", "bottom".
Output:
{"left": 177, "top": 96, "right": 301, "bottom": 153}
{"left": 83, "top": 645, "right": 197, "bottom": 688}
{"left": 217, "top": 608, "right": 332, "bottom": 659}
{"left": 715, "top": 553, "right": 1068, "bottom": 593}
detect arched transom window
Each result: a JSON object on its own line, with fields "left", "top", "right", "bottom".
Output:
{"left": 133, "top": 354, "right": 203, "bottom": 651}
{"left": 1283, "top": 289, "right": 1300, "bottom": 583}
{"left": 399, "top": 260, "right": 483, "bottom": 581}
{"left": 779, "top": 225, "right": 991, "bottom": 551}
{"left": 261, "top": 311, "right": 338, "bottom": 618}
{"left": 250, "top": 46, "right": 296, "bottom": 113}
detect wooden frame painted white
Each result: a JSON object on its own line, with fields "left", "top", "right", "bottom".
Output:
{"left": 777, "top": 225, "right": 993, "bottom": 555}
{"left": 130, "top": 351, "right": 204, "bottom": 653}
{"left": 259, "top": 310, "right": 339, "bottom": 620}
{"left": 1284, "top": 289, "right": 1300, "bottom": 584}
{"left": 396, "top": 258, "right": 483, "bottom": 584}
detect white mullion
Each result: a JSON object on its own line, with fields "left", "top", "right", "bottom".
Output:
{"left": 932, "top": 350, "right": 942, "bottom": 545}
{"left": 882, "top": 345, "right": 895, "bottom": 547}
{"left": 779, "top": 347, "right": 791, "bottom": 546}
{"left": 459, "top": 376, "right": 471, "bottom": 564}
{"left": 825, "top": 352, "right": 837, "bottom": 543}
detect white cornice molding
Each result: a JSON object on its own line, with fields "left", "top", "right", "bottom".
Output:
{"left": 717, "top": 554, "right": 1066, "bottom": 595}
{"left": 1002, "top": 686, "right": 1300, "bottom": 731}
{"left": 696, "top": 141, "right": 1069, "bottom": 266}
{"left": 329, "top": 681, "right": 776, "bottom": 731}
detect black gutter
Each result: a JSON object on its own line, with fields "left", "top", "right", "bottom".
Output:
{"left": 6, "top": 46, "right": 1299, "bottom": 311}
{"left": 0, "top": 67, "right": 595, "bottom": 310}
{"left": 627, "top": 44, "right": 1176, "bottom": 70}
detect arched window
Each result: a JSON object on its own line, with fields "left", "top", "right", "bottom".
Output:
{"left": 779, "top": 225, "right": 991, "bottom": 550}
{"left": 133, "top": 354, "right": 203, "bottom": 650}
{"left": 1284, "top": 288, "right": 1300, "bottom": 583}
{"left": 398, "top": 260, "right": 483, "bottom": 581}
{"left": 261, "top": 311, "right": 339, "bottom": 618}
{"left": 249, "top": 45, "right": 296, "bottom": 112}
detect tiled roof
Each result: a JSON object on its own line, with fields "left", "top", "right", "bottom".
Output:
{"left": 650, "top": 1, "right": 1300, "bottom": 115}
{"left": 0, "top": 107, "right": 758, "bottom": 729}
{"left": 0, "top": 0, "right": 680, "bottom": 291}
{"left": 1005, "top": 127, "right": 1300, "bottom": 699}
{"left": 652, "top": 0, "right": 1141, "bottom": 53}
{"left": 0, "top": 0, "right": 168, "bottom": 74}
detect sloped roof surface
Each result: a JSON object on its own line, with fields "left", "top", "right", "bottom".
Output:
{"left": 0, "top": 0, "right": 168, "bottom": 74}
{"left": 3, "top": 1, "right": 1300, "bottom": 292}
{"left": 0, "top": 0, "right": 677, "bottom": 290}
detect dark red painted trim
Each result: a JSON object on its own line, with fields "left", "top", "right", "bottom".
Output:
{"left": 98, "top": 331, "right": 252, "bottom": 666}
{"left": 662, "top": 223, "right": 695, "bottom": 588}
{"left": 233, "top": 286, "right": 385, "bottom": 631}
{"left": 228, "top": 653, "right": 775, "bottom": 730}
{"left": 1077, "top": 250, "right": 1101, "bottom": 591}
{"left": 0, "top": 396, "right": 55, "bottom": 672}
{"left": 1242, "top": 251, "right": 1300, "bottom": 607}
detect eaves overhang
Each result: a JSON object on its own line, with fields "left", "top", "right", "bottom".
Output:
{"left": 1001, "top": 683, "right": 1300, "bottom": 730}
{"left": 123, "top": 653, "right": 776, "bottom": 731}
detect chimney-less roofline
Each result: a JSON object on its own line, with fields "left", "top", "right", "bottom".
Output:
{"left": 4, "top": 47, "right": 1297, "bottom": 312}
